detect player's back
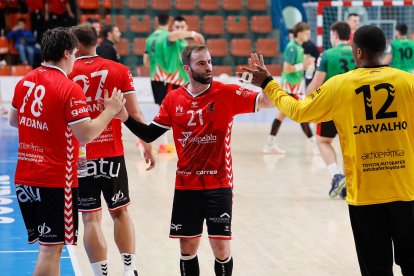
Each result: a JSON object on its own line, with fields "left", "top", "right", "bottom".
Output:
{"left": 390, "top": 38, "right": 414, "bottom": 72}
{"left": 323, "top": 44, "right": 355, "bottom": 80}
{"left": 145, "top": 29, "right": 169, "bottom": 80}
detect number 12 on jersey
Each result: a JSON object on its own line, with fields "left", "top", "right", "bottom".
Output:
{"left": 355, "top": 83, "right": 397, "bottom": 120}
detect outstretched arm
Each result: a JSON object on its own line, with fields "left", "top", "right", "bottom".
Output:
{"left": 123, "top": 117, "right": 168, "bottom": 143}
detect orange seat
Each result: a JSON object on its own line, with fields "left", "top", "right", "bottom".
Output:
{"left": 222, "top": 0, "right": 243, "bottom": 11}
{"left": 184, "top": 15, "right": 200, "bottom": 32}
{"left": 213, "top": 66, "right": 233, "bottom": 76}
{"left": 136, "top": 66, "right": 150, "bottom": 77}
{"left": 117, "top": 38, "right": 129, "bottom": 56}
{"left": 127, "top": 0, "right": 147, "bottom": 9}
{"left": 230, "top": 39, "right": 253, "bottom": 57}
{"left": 198, "top": 0, "right": 219, "bottom": 11}
{"left": 0, "top": 65, "right": 10, "bottom": 76}
{"left": 132, "top": 37, "right": 146, "bottom": 55}
{"left": 206, "top": 39, "right": 227, "bottom": 57}
{"left": 105, "top": 15, "right": 127, "bottom": 33}
{"left": 79, "top": 14, "right": 101, "bottom": 23}
{"left": 175, "top": 0, "right": 195, "bottom": 11}
{"left": 0, "top": 36, "right": 9, "bottom": 54}
{"left": 247, "top": 0, "right": 268, "bottom": 11}
{"left": 78, "top": 0, "right": 99, "bottom": 10}
{"left": 103, "top": 0, "right": 123, "bottom": 9}
{"left": 251, "top": 16, "right": 272, "bottom": 34}
{"left": 10, "top": 65, "right": 32, "bottom": 76}
{"left": 203, "top": 16, "right": 224, "bottom": 35}
{"left": 267, "top": 64, "right": 282, "bottom": 76}
{"left": 151, "top": 0, "right": 171, "bottom": 10}
{"left": 130, "top": 15, "right": 151, "bottom": 33}
{"left": 227, "top": 16, "right": 248, "bottom": 34}
{"left": 256, "top": 38, "right": 278, "bottom": 57}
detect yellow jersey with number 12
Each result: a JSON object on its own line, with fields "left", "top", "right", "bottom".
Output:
{"left": 264, "top": 66, "right": 414, "bottom": 206}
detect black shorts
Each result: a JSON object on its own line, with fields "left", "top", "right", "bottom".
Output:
{"left": 78, "top": 156, "right": 130, "bottom": 212}
{"left": 16, "top": 184, "right": 78, "bottom": 245}
{"left": 169, "top": 188, "right": 233, "bottom": 240}
{"left": 349, "top": 201, "right": 414, "bottom": 275}
{"left": 151, "top": 81, "right": 167, "bottom": 105}
{"left": 316, "top": 120, "right": 337, "bottom": 138}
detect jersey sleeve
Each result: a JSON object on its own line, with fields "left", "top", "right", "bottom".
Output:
{"left": 152, "top": 94, "right": 172, "bottom": 129}
{"left": 284, "top": 45, "right": 298, "bottom": 65}
{"left": 316, "top": 51, "right": 328, "bottom": 72}
{"left": 119, "top": 66, "right": 135, "bottom": 94}
{"left": 225, "top": 84, "right": 260, "bottom": 115}
{"left": 11, "top": 79, "right": 24, "bottom": 111}
{"left": 64, "top": 84, "right": 90, "bottom": 125}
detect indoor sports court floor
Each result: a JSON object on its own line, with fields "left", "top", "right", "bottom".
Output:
{"left": 0, "top": 105, "right": 404, "bottom": 275}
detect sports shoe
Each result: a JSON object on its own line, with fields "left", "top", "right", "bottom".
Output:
{"left": 339, "top": 186, "right": 346, "bottom": 200}
{"left": 166, "top": 143, "right": 175, "bottom": 153}
{"left": 123, "top": 270, "right": 138, "bottom": 276}
{"left": 262, "top": 142, "right": 286, "bottom": 154}
{"left": 329, "top": 174, "right": 346, "bottom": 198}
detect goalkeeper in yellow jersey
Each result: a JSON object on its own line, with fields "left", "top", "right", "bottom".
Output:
{"left": 243, "top": 25, "right": 414, "bottom": 275}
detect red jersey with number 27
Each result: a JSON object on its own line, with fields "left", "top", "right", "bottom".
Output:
{"left": 69, "top": 56, "right": 135, "bottom": 159}
{"left": 153, "top": 81, "right": 260, "bottom": 190}
{"left": 12, "top": 65, "right": 90, "bottom": 188}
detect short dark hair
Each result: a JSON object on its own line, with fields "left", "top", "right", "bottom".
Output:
{"left": 396, "top": 23, "right": 408, "bottom": 36}
{"left": 86, "top": 17, "right": 99, "bottom": 24}
{"left": 71, "top": 23, "right": 98, "bottom": 48}
{"left": 41, "top": 27, "right": 78, "bottom": 62}
{"left": 348, "top": 13, "right": 359, "bottom": 19}
{"left": 182, "top": 44, "right": 208, "bottom": 66}
{"left": 331, "top": 21, "right": 351, "bottom": 40}
{"left": 292, "top": 22, "right": 310, "bottom": 37}
{"left": 102, "top": 24, "right": 115, "bottom": 38}
{"left": 157, "top": 13, "right": 170, "bottom": 26}
{"left": 353, "top": 25, "right": 386, "bottom": 59}
{"left": 18, "top": 18, "right": 26, "bottom": 23}
{"left": 174, "top": 16, "right": 186, "bottom": 22}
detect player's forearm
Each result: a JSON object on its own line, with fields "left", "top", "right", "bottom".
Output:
{"left": 77, "top": 108, "right": 117, "bottom": 144}
{"left": 284, "top": 62, "right": 303, "bottom": 74}
{"left": 168, "top": 31, "right": 193, "bottom": 42}
{"left": 123, "top": 116, "right": 167, "bottom": 143}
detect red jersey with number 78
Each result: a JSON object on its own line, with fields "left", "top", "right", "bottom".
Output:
{"left": 69, "top": 55, "right": 136, "bottom": 159}
{"left": 153, "top": 81, "right": 260, "bottom": 190}
{"left": 12, "top": 65, "right": 90, "bottom": 188}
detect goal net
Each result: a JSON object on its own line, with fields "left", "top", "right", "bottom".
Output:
{"left": 303, "top": 0, "right": 414, "bottom": 51}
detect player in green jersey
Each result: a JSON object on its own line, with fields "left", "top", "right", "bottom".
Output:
{"left": 306, "top": 21, "right": 356, "bottom": 199}
{"left": 383, "top": 23, "right": 414, "bottom": 73}
{"left": 263, "top": 22, "right": 317, "bottom": 155}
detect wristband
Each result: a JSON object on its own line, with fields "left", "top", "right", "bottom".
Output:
{"left": 191, "top": 31, "right": 195, "bottom": 38}
{"left": 294, "top": 63, "right": 304, "bottom": 72}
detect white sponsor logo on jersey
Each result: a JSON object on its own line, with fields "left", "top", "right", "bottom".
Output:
{"left": 38, "top": 223, "right": 51, "bottom": 236}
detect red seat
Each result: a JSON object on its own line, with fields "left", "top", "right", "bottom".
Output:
{"left": 10, "top": 65, "right": 32, "bottom": 76}
{"left": 184, "top": 15, "right": 200, "bottom": 32}
{"left": 256, "top": 38, "right": 278, "bottom": 57}
{"left": 247, "top": 0, "right": 268, "bottom": 11}
{"left": 198, "top": 0, "right": 219, "bottom": 11}
{"left": 213, "top": 66, "right": 232, "bottom": 76}
{"left": 7, "top": 13, "right": 31, "bottom": 31}
{"left": 80, "top": 14, "right": 101, "bottom": 23}
{"left": 136, "top": 66, "right": 150, "bottom": 77}
{"left": 222, "top": 0, "right": 243, "bottom": 11}
{"left": 127, "top": 0, "right": 147, "bottom": 9}
{"left": 103, "top": 0, "right": 123, "bottom": 9}
{"left": 203, "top": 16, "right": 224, "bottom": 35}
{"left": 78, "top": 0, "right": 99, "bottom": 10}
{"left": 206, "top": 39, "right": 227, "bottom": 57}
{"left": 230, "top": 39, "right": 253, "bottom": 57}
{"left": 151, "top": 0, "right": 171, "bottom": 10}
{"left": 267, "top": 64, "right": 282, "bottom": 76}
{"left": 0, "top": 36, "right": 9, "bottom": 54}
{"left": 175, "top": 0, "right": 195, "bottom": 11}
{"left": 227, "top": 16, "right": 248, "bottom": 34}
{"left": 251, "top": 16, "right": 273, "bottom": 34}
{"left": 132, "top": 38, "right": 146, "bottom": 55}
{"left": 105, "top": 15, "right": 127, "bottom": 33}
{"left": 117, "top": 38, "right": 129, "bottom": 56}
{"left": 130, "top": 15, "right": 151, "bottom": 33}
{"left": 0, "top": 65, "right": 10, "bottom": 76}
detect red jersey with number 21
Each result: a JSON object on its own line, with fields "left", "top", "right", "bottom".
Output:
{"left": 12, "top": 65, "right": 90, "bottom": 188}
{"left": 153, "top": 81, "right": 260, "bottom": 190}
{"left": 69, "top": 56, "right": 135, "bottom": 159}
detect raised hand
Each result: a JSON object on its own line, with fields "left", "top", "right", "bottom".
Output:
{"left": 239, "top": 53, "right": 272, "bottom": 87}
{"left": 104, "top": 88, "right": 125, "bottom": 116}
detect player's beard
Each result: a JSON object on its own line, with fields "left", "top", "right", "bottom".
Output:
{"left": 190, "top": 67, "right": 213, "bottom": 84}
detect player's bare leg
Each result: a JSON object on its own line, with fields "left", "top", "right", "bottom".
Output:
{"left": 263, "top": 112, "right": 287, "bottom": 154}
{"left": 210, "top": 239, "right": 233, "bottom": 276}
{"left": 110, "top": 207, "right": 138, "bottom": 275}
{"left": 33, "top": 244, "right": 63, "bottom": 276}
{"left": 317, "top": 135, "right": 346, "bottom": 198}
{"left": 180, "top": 238, "right": 201, "bottom": 275}
{"left": 82, "top": 211, "right": 109, "bottom": 275}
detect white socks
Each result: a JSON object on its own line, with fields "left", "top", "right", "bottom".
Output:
{"left": 91, "top": 260, "right": 108, "bottom": 276}
{"left": 327, "top": 163, "right": 341, "bottom": 177}
{"left": 122, "top": 253, "right": 137, "bottom": 273}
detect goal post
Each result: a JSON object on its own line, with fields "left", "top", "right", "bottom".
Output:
{"left": 303, "top": 0, "right": 414, "bottom": 51}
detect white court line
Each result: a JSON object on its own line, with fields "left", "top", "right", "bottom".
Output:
{"left": 67, "top": 245, "right": 83, "bottom": 276}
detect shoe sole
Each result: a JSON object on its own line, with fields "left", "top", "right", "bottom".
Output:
{"left": 329, "top": 178, "right": 346, "bottom": 198}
